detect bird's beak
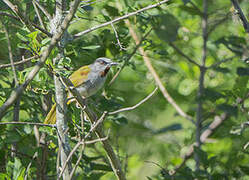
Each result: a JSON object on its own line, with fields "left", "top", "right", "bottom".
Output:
{"left": 110, "top": 62, "right": 118, "bottom": 66}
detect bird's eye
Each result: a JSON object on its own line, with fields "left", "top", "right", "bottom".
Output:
{"left": 100, "top": 60, "right": 107, "bottom": 65}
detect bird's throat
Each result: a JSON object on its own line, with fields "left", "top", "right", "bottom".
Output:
{"left": 101, "top": 67, "right": 110, "bottom": 77}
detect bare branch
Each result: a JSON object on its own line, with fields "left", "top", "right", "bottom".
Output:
{"left": 108, "top": 28, "right": 152, "bottom": 86}
{"left": 0, "top": 121, "right": 56, "bottom": 128}
{"left": 59, "top": 77, "right": 126, "bottom": 180}
{"left": 207, "top": 13, "right": 230, "bottom": 36}
{"left": 34, "top": 0, "right": 53, "bottom": 21}
{"left": 230, "top": 0, "right": 249, "bottom": 33}
{"left": 85, "top": 133, "right": 109, "bottom": 144}
{"left": 195, "top": 0, "right": 208, "bottom": 170}
{"left": 58, "top": 141, "right": 84, "bottom": 179}
{"left": 109, "top": 87, "right": 158, "bottom": 115}
{"left": 73, "top": 0, "right": 170, "bottom": 39}
{"left": 2, "top": 22, "right": 18, "bottom": 84}
{"left": 69, "top": 145, "right": 83, "bottom": 179}
{"left": 170, "top": 113, "right": 228, "bottom": 175}
{"left": 2, "top": 21, "right": 20, "bottom": 157}
{"left": 0, "top": 55, "right": 39, "bottom": 69}
{"left": 0, "top": 0, "right": 81, "bottom": 120}
{"left": 3, "top": 0, "right": 35, "bottom": 32}
{"left": 111, "top": 22, "right": 125, "bottom": 50}
{"left": 208, "top": 56, "right": 236, "bottom": 69}
{"left": 84, "top": 111, "right": 108, "bottom": 139}
{"left": 125, "top": 20, "right": 195, "bottom": 124}
{"left": 0, "top": 12, "right": 19, "bottom": 21}
{"left": 32, "top": 1, "right": 45, "bottom": 29}
{"left": 169, "top": 42, "right": 200, "bottom": 67}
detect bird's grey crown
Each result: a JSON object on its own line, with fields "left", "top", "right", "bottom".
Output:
{"left": 95, "top": 57, "right": 113, "bottom": 64}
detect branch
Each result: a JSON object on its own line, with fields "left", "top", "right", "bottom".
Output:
{"left": 125, "top": 20, "right": 195, "bottom": 124}
{"left": 73, "top": 0, "right": 170, "bottom": 39}
{"left": 0, "top": 121, "right": 56, "bottom": 128}
{"left": 108, "top": 28, "right": 152, "bottom": 86}
{"left": 0, "top": 0, "right": 81, "bottom": 120}
{"left": 84, "top": 111, "right": 108, "bottom": 139}
{"left": 3, "top": 0, "right": 35, "bottom": 32}
{"left": 207, "top": 12, "right": 230, "bottom": 36}
{"left": 33, "top": 0, "right": 53, "bottom": 21}
{"left": 230, "top": 0, "right": 249, "bottom": 33}
{"left": 60, "top": 77, "right": 126, "bottom": 180}
{"left": 170, "top": 113, "right": 228, "bottom": 175}
{"left": 111, "top": 22, "right": 125, "bottom": 50}
{"left": 109, "top": 87, "right": 158, "bottom": 115}
{"left": 2, "top": 22, "right": 18, "bottom": 84}
{"left": 207, "top": 56, "right": 236, "bottom": 69}
{"left": 32, "top": 0, "right": 45, "bottom": 29}
{"left": 2, "top": 21, "right": 20, "bottom": 157}
{"left": 195, "top": 0, "right": 208, "bottom": 170}
{"left": 0, "top": 12, "right": 19, "bottom": 21}
{"left": 169, "top": 42, "right": 200, "bottom": 67}
{"left": 0, "top": 55, "right": 39, "bottom": 69}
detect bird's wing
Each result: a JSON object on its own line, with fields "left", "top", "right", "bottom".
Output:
{"left": 69, "top": 65, "right": 91, "bottom": 87}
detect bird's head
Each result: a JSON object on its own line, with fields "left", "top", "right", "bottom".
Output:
{"left": 92, "top": 57, "right": 118, "bottom": 77}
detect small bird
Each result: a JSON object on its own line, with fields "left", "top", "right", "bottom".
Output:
{"left": 44, "top": 57, "right": 118, "bottom": 124}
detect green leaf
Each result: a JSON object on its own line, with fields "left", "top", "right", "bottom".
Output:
{"left": 237, "top": 67, "right": 249, "bottom": 76}
{"left": 16, "top": 32, "right": 28, "bottom": 42}
{"left": 27, "top": 31, "right": 38, "bottom": 40}
{"left": 13, "top": 158, "right": 25, "bottom": 180}
{"left": 217, "top": 104, "right": 237, "bottom": 116}
{"left": 81, "top": 45, "right": 101, "bottom": 50}
{"left": 104, "top": 5, "right": 120, "bottom": 16}
{"left": 24, "top": 125, "right": 32, "bottom": 134}
{"left": 182, "top": 0, "right": 191, "bottom": 4}
{"left": 194, "top": 147, "right": 208, "bottom": 167}
{"left": 179, "top": 5, "right": 202, "bottom": 16}
{"left": 0, "top": 173, "right": 11, "bottom": 180}
{"left": 152, "top": 13, "right": 180, "bottom": 43}
{"left": 239, "top": 165, "right": 249, "bottom": 175}
{"left": 153, "top": 124, "right": 182, "bottom": 135}
{"left": 90, "top": 163, "right": 112, "bottom": 171}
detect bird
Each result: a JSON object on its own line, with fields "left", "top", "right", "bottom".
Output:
{"left": 44, "top": 57, "right": 118, "bottom": 124}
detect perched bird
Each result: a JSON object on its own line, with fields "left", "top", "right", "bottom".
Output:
{"left": 44, "top": 57, "right": 118, "bottom": 124}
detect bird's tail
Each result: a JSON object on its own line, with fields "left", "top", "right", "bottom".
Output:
{"left": 44, "top": 104, "right": 56, "bottom": 124}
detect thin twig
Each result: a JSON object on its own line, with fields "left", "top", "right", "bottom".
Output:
{"left": 2, "top": 22, "right": 20, "bottom": 157}
{"left": 125, "top": 19, "right": 195, "bottom": 124}
{"left": 73, "top": 0, "right": 170, "bottom": 38}
{"left": 111, "top": 22, "right": 125, "bottom": 50}
{"left": 109, "top": 87, "right": 158, "bottom": 115}
{"left": 230, "top": 0, "right": 249, "bottom": 33}
{"left": 32, "top": 22, "right": 53, "bottom": 37}
{"left": 3, "top": 0, "right": 35, "bottom": 32}
{"left": 59, "top": 77, "right": 126, "bottom": 180}
{"left": 169, "top": 42, "right": 200, "bottom": 67}
{"left": 34, "top": 0, "right": 53, "bottom": 21}
{"left": 208, "top": 56, "right": 236, "bottom": 69}
{"left": 58, "top": 141, "right": 84, "bottom": 179}
{"left": 0, "top": 121, "right": 56, "bottom": 128}
{"left": 84, "top": 111, "right": 108, "bottom": 139}
{"left": 0, "top": 0, "right": 81, "bottom": 120}
{"left": 85, "top": 133, "right": 109, "bottom": 144}
{"left": 170, "top": 113, "right": 228, "bottom": 175}
{"left": 108, "top": 28, "right": 152, "bottom": 86}
{"left": 69, "top": 144, "right": 84, "bottom": 179}
{"left": 2, "top": 23, "right": 18, "bottom": 84}
{"left": 0, "top": 12, "right": 19, "bottom": 21}
{"left": 195, "top": 0, "right": 208, "bottom": 170}
{"left": 0, "top": 56, "right": 39, "bottom": 69}
{"left": 32, "top": 1, "right": 45, "bottom": 29}
{"left": 207, "top": 12, "right": 230, "bottom": 36}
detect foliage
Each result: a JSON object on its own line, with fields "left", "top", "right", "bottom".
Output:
{"left": 0, "top": 0, "right": 248, "bottom": 179}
